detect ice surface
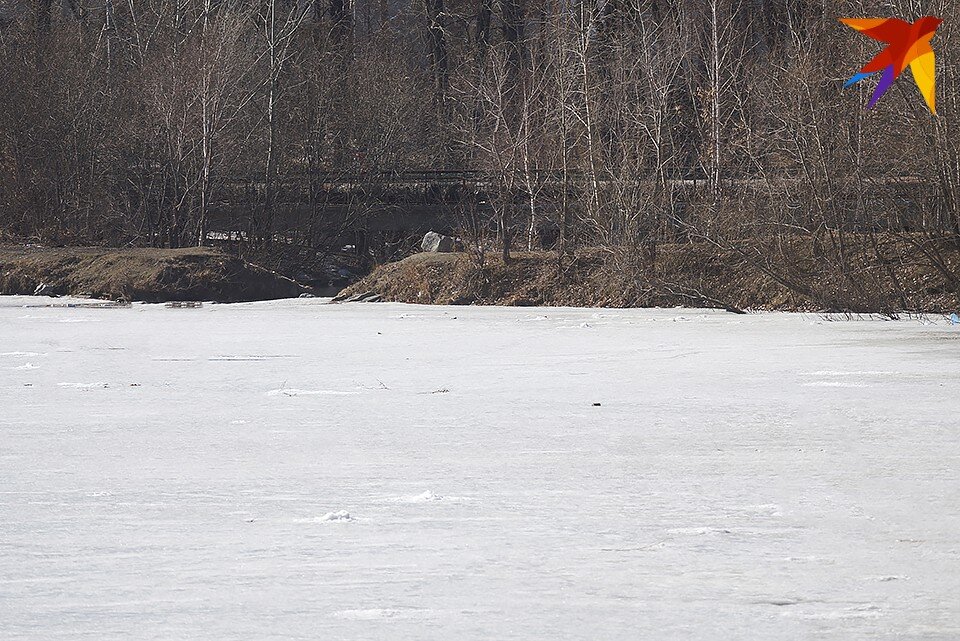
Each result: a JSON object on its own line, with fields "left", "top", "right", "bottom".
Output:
{"left": 1, "top": 296, "right": 958, "bottom": 640}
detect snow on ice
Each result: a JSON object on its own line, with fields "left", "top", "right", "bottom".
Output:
{"left": 0, "top": 296, "right": 958, "bottom": 640}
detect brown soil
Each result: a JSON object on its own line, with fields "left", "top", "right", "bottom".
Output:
{"left": 339, "top": 237, "right": 960, "bottom": 314}
{"left": 0, "top": 245, "right": 308, "bottom": 302}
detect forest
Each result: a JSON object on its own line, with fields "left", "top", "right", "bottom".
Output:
{"left": 1, "top": 0, "right": 959, "bottom": 310}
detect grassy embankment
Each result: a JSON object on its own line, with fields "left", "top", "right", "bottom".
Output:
{"left": 0, "top": 246, "right": 306, "bottom": 302}
{"left": 340, "top": 236, "right": 960, "bottom": 314}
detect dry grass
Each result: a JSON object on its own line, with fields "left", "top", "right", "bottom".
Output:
{"left": 0, "top": 245, "right": 307, "bottom": 302}
{"left": 340, "top": 236, "right": 960, "bottom": 314}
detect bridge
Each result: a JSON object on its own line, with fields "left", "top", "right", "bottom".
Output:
{"left": 206, "top": 170, "right": 941, "bottom": 253}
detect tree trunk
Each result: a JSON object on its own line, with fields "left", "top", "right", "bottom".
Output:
{"left": 197, "top": 0, "right": 213, "bottom": 247}
{"left": 424, "top": 0, "right": 448, "bottom": 107}
{"left": 708, "top": 0, "right": 720, "bottom": 202}
{"left": 476, "top": 0, "right": 492, "bottom": 65}
{"left": 263, "top": 0, "right": 279, "bottom": 243}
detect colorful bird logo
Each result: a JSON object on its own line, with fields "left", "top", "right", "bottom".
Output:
{"left": 841, "top": 16, "right": 942, "bottom": 114}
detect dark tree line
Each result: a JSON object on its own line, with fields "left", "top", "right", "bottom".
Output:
{"left": 1, "top": 0, "right": 959, "bottom": 303}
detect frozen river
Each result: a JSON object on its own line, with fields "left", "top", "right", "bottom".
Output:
{"left": 1, "top": 296, "right": 958, "bottom": 640}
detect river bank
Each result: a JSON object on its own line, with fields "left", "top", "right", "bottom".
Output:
{"left": 0, "top": 245, "right": 308, "bottom": 302}
{"left": 339, "top": 237, "right": 960, "bottom": 314}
